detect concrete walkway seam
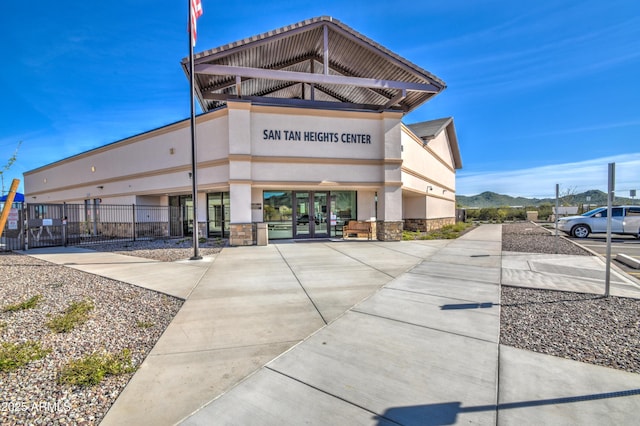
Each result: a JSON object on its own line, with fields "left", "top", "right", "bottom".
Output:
{"left": 274, "top": 243, "right": 328, "bottom": 325}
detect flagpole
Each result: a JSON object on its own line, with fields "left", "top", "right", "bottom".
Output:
{"left": 188, "top": 0, "right": 201, "bottom": 260}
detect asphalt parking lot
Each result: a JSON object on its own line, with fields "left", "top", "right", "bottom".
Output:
{"left": 566, "top": 233, "right": 640, "bottom": 279}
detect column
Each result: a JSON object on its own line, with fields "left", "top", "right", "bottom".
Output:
{"left": 227, "top": 100, "right": 255, "bottom": 246}
{"left": 377, "top": 112, "right": 404, "bottom": 241}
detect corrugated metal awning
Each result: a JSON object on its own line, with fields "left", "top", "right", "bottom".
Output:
{"left": 182, "top": 16, "right": 446, "bottom": 113}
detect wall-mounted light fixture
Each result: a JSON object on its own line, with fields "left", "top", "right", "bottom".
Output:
{"left": 426, "top": 186, "right": 432, "bottom": 228}
{"left": 188, "top": 172, "right": 193, "bottom": 179}
{"left": 443, "top": 189, "right": 447, "bottom": 194}
{"left": 97, "top": 185, "right": 104, "bottom": 190}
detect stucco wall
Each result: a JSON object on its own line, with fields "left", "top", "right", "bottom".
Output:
{"left": 23, "top": 103, "right": 460, "bottom": 238}
{"left": 26, "top": 104, "right": 400, "bottom": 203}
{"left": 400, "top": 124, "right": 457, "bottom": 222}
{"left": 25, "top": 111, "right": 228, "bottom": 203}
{"left": 401, "top": 129, "right": 456, "bottom": 192}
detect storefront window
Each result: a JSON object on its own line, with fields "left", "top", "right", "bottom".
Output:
{"left": 207, "top": 192, "right": 229, "bottom": 238}
{"left": 330, "top": 191, "right": 356, "bottom": 237}
{"left": 263, "top": 190, "right": 356, "bottom": 239}
{"left": 263, "top": 191, "right": 293, "bottom": 239}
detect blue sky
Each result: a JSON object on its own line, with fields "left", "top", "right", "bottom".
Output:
{"left": 1, "top": 0, "right": 639, "bottom": 198}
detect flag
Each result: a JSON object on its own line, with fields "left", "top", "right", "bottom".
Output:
{"left": 190, "top": 0, "right": 203, "bottom": 47}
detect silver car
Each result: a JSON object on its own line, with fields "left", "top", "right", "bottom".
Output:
{"left": 557, "top": 206, "right": 640, "bottom": 238}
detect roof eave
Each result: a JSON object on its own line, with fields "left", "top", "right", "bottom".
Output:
{"left": 184, "top": 16, "right": 446, "bottom": 113}
{"left": 445, "top": 121, "right": 463, "bottom": 169}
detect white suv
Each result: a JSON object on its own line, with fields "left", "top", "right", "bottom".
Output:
{"left": 557, "top": 206, "right": 640, "bottom": 238}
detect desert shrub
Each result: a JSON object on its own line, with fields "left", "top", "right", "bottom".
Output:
{"left": 57, "top": 349, "right": 135, "bottom": 386}
{"left": 46, "top": 299, "right": 94, "bottom": 333}
{"left": 2, "top": 295, "right": 42, "bottom": 312}
{"left": 0, "top": 341, "right": 50, "bottom": 372}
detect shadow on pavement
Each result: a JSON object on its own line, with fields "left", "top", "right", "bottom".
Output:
{"left": 373, "top": 388, "right": 640, "bottom": 425}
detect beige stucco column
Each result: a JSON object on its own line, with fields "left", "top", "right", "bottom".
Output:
{"left": 227, "top": 100, "right": 254, "bottom": 246}
{"left": 377, "top": 112, "right": 404, "bottom": 240}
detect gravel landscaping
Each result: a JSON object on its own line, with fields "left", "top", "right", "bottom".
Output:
{"left": 85, "top": 237, "right": 226, "bottom": 262}
{"left": 0, "top": 238, "right": 228, "bottom": 425}
{"left": 0, "top": 253, "right": 183, "bottom": 425}
{"left": 502, "top": 221, "right": 591, "bottom": 256}
{"left": 501, "top": 222, "right": 640, "bottom": 374}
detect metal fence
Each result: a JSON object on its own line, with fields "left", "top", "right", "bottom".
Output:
{"left": 1, "top": 203, "right": 184, "bottom": 251}
{"left": 0, "top": 202, "right": 25, "bottom": 251}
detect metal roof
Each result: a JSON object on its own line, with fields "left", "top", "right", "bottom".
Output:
{"left": 407, "top": 117, "right": 463, "bottom": 169}
{"left": 182, "top": 16, "right": 446, "bottom": 113}
{"left": 407, "top": 117, "right": 453, "bottom": 140}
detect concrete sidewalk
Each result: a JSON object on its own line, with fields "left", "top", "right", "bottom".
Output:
{"left": 23, "top": 246, "right": 211, "bottom": 299}
{"left": 23, "top": 225, "right": 640, "bottom": 425}
{"left": 180, "top": 226, "right": 640, "bottom": 426}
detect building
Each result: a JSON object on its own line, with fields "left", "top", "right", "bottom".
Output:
{"left": 24, "top": 16, "right": 462, "bottom": 245}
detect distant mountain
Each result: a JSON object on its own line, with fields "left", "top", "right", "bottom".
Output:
{"left": 457, "top": 190, "right": 636, "bottom": 208}
{"left": 456, "top": 191, "right": 541, "bottom": 208}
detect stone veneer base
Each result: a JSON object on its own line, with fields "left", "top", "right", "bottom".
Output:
{"left": 229, "top": 223, "right": 254, "bottom": 246}
{"left": 404, "top": 217, "right": 456, "bottom": 233}
{"left": 376, "top": 221, "right": 403, "bottom": 241}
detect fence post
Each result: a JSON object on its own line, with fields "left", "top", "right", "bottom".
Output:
{"left": 92, "top": 200, "right": 98, "bottom": 236}
{"left": 24, "top": 204, "right": 30, "bottom": 250}
{"left": 63, "top": 203, "right": 67, "bottom": 246}
{"left": 132, "top": 204, "right": 136, "bottom": 242}
{"left": 20, "top": 202, "right": 25, "bottom": 250}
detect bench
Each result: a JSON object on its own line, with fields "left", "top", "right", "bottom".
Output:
{"left": 343, "top": 221, "right": 373, "bottom": 240}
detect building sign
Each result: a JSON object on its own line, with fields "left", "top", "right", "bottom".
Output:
{"left": 262, "top": 129, "right": 372, "bottom": 145}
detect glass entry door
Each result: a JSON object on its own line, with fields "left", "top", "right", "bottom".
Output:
{"left": 207, "top": 192, "right": 229, "bottom": 238}
{"left": 168, "top": 195, "right": 193, "bottom": 236}
{"left": 294, "top": 191, "right": 329, "bottom": 238}
{"left": 313, "top": 192, "right": 329, "bottom": 237}
{"left": 180, "top": 195, "right": 194, "bottom": 236}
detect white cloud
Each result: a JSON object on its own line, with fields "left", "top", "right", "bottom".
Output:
{"left": 457, "top": 153, "right": 640, "bottom": 198}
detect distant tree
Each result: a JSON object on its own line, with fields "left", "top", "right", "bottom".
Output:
{"left": 465, "top": 208, "right": 479, "bottom": 221}
{"left": 477, "top": 208, "right": 500, "bottom": 221}
{"left": 538, "top": 203, "right": 553, "bottom": 221}
{"left": 1, "top": 141, "right": 21, "bottom": 196}
{"left": 559, "top": 185, "right": 578, "bottom": 207}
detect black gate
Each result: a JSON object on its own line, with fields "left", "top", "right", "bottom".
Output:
{"left": 0, "top": 202, "right": 25, "bottom": 252}
{"left": 1, "top": 203, "right": 184, "bottom": 251}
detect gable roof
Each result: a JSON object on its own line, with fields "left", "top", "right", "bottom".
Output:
{"left": 183, "top": 16, "right": 446, "bottom": 113}
{"left": 407, "top": 117, "right": 452, "bottom": 141}
{"left": 407, "top": 117, "right": 463, "bottom": 169}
